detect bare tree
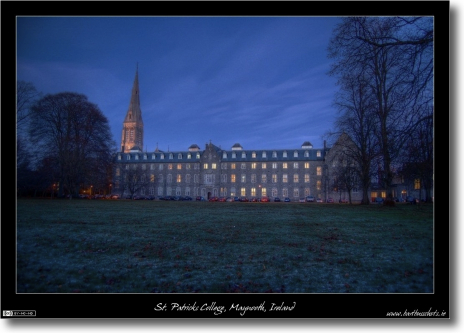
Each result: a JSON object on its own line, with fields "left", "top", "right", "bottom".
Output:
{"left": 118, "top": 164, "right": 151, "bottom": 199}
{"left": 28, "top": 92, "right": 116, "bottom": 198}
{"left": 328, "top": 17, "right": 433, "bottom": 198}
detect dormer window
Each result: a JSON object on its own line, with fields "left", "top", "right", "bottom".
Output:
{"left": 135, "top": 154, "right": 139, "bottom": 160}
{"left": 144, "top": 154, "right": 147, "bottom": 160}
{"left": 294, "top": 151, "right": 298, "bottom": 158}
{"left": 272, "top": 151, "right": 277, "bottom": 158}
{"left": 187, "top": 153, "right": 191, "bottom": 159}
{"left": 241, "top": 152, "right": 246, "bottom": 158}
{"left": 196, "top": 153, "right": 200, "bottom": 159}
{"left": 127, "top": 155, "right": 131, "bottom": 160}
{"left": 317, "top": 150, "right": 321, "bottom": 157}
{"left": 152, "top": 154, "right": 156, "bottom": 159}
{"left": 178, "top": 153, "right": 182, "bottom": 159}
{"left": 252, "top": 152, "right": 256, "bottom": 158}
{"left": 283, "top": 151, "right": 287, "bottom": 158}
{"left": 223, "top": 152, "right": 227, "bottom": 159}
{"left": 232, "top": 152, "right": 236, "bottom": 158}
{"left": 118, "top": 154, "right": 121, "bottom": 160}
{"left": 262, "top": 151, "right": 267, "bottom": 158}
{"left": 304, "top": 151, "right": 309, "bottom": 157}
{"left": 169, "top": 153, "right": 173, "bottom": 159}
{"left": 161, "top": 153, "right": 165, "bottom": 159}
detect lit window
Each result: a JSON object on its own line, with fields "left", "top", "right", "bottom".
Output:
{"left": 252, "top": 152, "right": 256, "bottom": 158}
{"left": 231, "top": 163, "right": 236, "bottom": 170}
{"left": 251, "top": 188, "right": 256, "bottom": 196}
{"left": 317, "top": 166, "right": 322, "bottom": 176}
{"left": 305, "top": 162, "right": 309, "bottom": 169}
{"left": 204, "top": 163, "right": 208, "bottom": 169}
{"left": 231, "top": 174, "right": 236, "bottom": 183}
{"left": 177, "top": 164, "right": 182, "bottom": 170}
{"left": 230, "top": 187, "right": 236, "bottom": 196}
{"left": 293, "top": 174, "right": 299, "bottom": 183}
{"left": 293, "top": 162, "right": 299, "bottom": 169}
{"left": 261, "top": 187, "right": 267, "bottom": 196}
{"left": 414, "top": 179, "right": 421, "bottom": 190}
{"left": 177, "top": 174, "right": 182, "bottom": 183}
{"left": 272, "top": 162, "right": 277, "bottom": 169}
{"left": 283, "top": 163, "right": 288, "bottom": 169}
{"left": 187, "top": 153, "right": 191, "bottom": 159}
{"left": 212, "top": 163, "right": 217, "bottom": 169}
{"left": 251, "top": 163, "right": 257, "bottom": 169}
{"left": 241, "top": 174, "right": 246, "bottom": 183}
{"left": 317, "top": 150, "right": 321, "bottom": 157}
{"left": 168, "top": 164, "right": 173, "bottom": 170}
{"left": 150, "top": 175, "right": 155, "bottom": 182}
{"left": 283, "top": 174, "right": 288, "bottom": 183}
{"left": 262, "top": 163, "right": 267, "bottom": 169}
{"left": 272, "top": 174, "right": 277, "bottom": 183}
{"left": 293, "top": 188, "right": 299, "bottom": 197}
{"left": 381, "top": 191, "right": 386, "bottom": 198}
{"left": 241, "top": 188, "right": 246, "bottom": 196}
{"left": 316, "top": 181, "right": 321, "bottom": 190}
{"left": 305, "top": 174, "right": 310, "bottom": 183}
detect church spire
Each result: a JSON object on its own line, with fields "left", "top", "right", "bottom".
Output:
{"left": 121, "top": 64, "right": 144, "bottom": 152}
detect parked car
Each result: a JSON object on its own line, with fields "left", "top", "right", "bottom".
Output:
{"left": 226, "top": 197, "right": 234, "bottom": 202}
{"left": 218, "top": 197, "right": 227, "bottom": 202}
{"left": 196, "top": 196, "right": 206, "bottom": 201}
{"left": 251, "top": 197, "right": 259, "bottom": 202}
{"left": 316, "top": 198, "right": 323, "bottom": 203}
{"left": 327, "top": 197, "right": 334, "bottom": 203}
{"left": 306, "top": 196, "right": 315, "bottom": 202}
{"left": 405, "top": 196, "right": 417, "bottom": 204}
{"left": 339, "top": 198, "right": 348, "bottom": 203}
{"left": 184, "top": 196, "right": 193, "bottom": 201}
{"left": 234, "top": 196, "right": 240, "bottom": 202}
{"left": 261, "top": 196, "right": 270, "bottom": 202}
{"left": 274, "top": 197, "right": 281, "bottom": 202}
{"left": 209, "top": 197, "right": 219, "bottom": 202}
{"left": 375, "top": 197, "right": 384, "bottom": 204}
{"left": 299, "top": 198, "right": 305, "bottom": 203}
{"left": 239, "top": 197, "right": 249, "bottom": 202}
{"left": 284, "top": 197, "right": 291, "bottom": 202}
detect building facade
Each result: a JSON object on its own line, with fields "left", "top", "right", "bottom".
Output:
{"left": 112, "top": 68, "right": 387, "bottom": 203}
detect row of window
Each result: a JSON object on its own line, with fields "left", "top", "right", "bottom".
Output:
{"left": 120, "top": 162, "right": 321, "bottom": 172}
{"left": 118, "top": 150, "right": 323, "bottom": 161}
{"left": 117, "top": 172, "right": 322, "bottom": 184}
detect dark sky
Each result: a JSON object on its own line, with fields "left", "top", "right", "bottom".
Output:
{"left": 17, "top": 16, "right": 343, "bottom": 152}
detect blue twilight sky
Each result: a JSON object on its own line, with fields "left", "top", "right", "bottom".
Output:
{"left": 17, "top": 16, "right": 343, "bottom": 152}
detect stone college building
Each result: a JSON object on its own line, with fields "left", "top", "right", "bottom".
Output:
{"left": 113, "top": 68, "right": 401, "bottom": 203}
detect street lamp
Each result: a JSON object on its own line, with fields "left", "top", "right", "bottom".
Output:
{"left": 109, "top": 184, "right": 112, "bottom": 195}
{"left": 90, "top": 185, "right": 93, "bottom": 198}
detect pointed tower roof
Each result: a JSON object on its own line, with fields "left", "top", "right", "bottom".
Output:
{"left": 124, "top": 64, "right": 143, "bottom": 124}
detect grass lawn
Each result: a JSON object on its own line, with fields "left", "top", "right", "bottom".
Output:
{"left": 16, "top": 198, "right": 434, "bottom": 293}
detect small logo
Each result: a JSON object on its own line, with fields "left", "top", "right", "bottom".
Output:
{"left": 3, "top": 310, "right": 36, "bottom": 317}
